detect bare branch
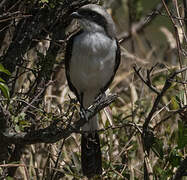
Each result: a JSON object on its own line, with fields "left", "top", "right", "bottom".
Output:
{"left": 118, "top": 0, "right": 170, "bottom": 43}
{"left": 143, "top": 66, "right": 187, "bottom": 131}
{"left": 133, "top": 65, "right": 160, "bottom": 95}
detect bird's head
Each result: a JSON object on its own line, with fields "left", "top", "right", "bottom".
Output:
{"left": 71, "top": 4, "right": 116, "bottom": 38}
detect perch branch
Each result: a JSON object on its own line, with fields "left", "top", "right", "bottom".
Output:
{"left": 1, "top": 94, "right": 117, "bottom": 145}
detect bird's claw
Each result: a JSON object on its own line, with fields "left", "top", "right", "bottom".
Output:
{"left": 94, "top": 93, "right": 106, "bottom": 104}
{"left": 80, "top": 107, "right": 89, "bottom": 122}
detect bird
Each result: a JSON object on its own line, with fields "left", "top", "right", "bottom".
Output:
{"left": 64, "top": 4, "right": 121, "bottom": 177}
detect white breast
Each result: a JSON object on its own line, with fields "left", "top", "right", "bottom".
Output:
{"left": 69, "top": 32, "right": 117, "bottom": 107}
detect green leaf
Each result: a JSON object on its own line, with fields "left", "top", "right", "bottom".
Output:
{"left": 152, "top": 137, "right": 164, "bottom": 159}
{"left": 176, "top": 90, "right": 185, "bottom": 105}
{"left": 177, "top": 120, "right": 187, "bottom": 149}
{"left": 0, "top": 63, "right": 11, "bottom": 75}
{"left": 15, "top": 124, "right": 20, "bottom": 133}
{"left": 6, "top": 176, "right": 14, "bottom": 180}
{"left": 40, "top": 0, "right": 48, "bottom": 3}
{"left": 0, "top": 77, "right": 5, "bottom": 82}
{"left": 0, "top": 82, "right": 10, "bottom": 99}
{"left": 169, "top": 149, "right": 181, "bottom": 167}
{"left": 170, "top": 96, "right": 180, "bottom": 110}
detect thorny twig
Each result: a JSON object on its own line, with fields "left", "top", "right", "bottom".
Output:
{"left": 134, "top": 65, "right": 187, "bottom": 180}
{"left": 143, "top": 66, "right": 187, "bottom": 131}
{"left": 1, "top": 94, "right": 117, "bottom": 145}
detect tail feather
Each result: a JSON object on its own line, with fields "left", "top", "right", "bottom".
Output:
{"left": 81, "top": 132, "right": 102, "bottom": 177}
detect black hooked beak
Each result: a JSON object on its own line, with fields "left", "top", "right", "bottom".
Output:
{"left": 71, "top": 12, "right": 82, "bottom": 19}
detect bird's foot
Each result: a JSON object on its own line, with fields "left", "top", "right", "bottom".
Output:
{"left": 94, "top": 93, "right": 106, "bottom": 104}
{"left": 80, "top": 106, "right": 89, "bottom": 122}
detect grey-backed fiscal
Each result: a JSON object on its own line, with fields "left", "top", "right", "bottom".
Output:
{"left": 64, "top": 4, "right": 121, "bottom": 177}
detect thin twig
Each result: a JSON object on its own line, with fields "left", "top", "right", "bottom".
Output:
{"left": 143, "top": 66, "right": 187, "bottom": 131}
{"left": 50, "top": 138, "right": 66, "bottom": 180}
{"left": 118, "top": 0, "right": 170, "bottom": 43}
{"left": 0, "top": 0, "right": 7, "bottom": 8}
{"left": 22, "top": 80, "right": 53, "bottom": 113}
{"left": 0, "top": 163, "right": 29, "bottom": 180}
{"left": 133, "top": 66, "right": 160, "bottom": 95}
{"left": 153, "top": 105, "right": 187, "bottom": 130}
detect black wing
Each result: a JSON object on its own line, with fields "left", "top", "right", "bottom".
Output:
{"left": 64, "top": 31, "right": 83, "bottom": 102}
{"left": 101, "top": 38, "right": 121, "bottom": 93}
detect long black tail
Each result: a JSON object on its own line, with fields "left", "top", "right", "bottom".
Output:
{"left": 81, "top": 132, "right": 102, "bottom": 178}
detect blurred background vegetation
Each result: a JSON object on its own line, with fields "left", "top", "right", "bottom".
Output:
{"left": 0, "top": 0, "right": 187, "bottom": 179}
